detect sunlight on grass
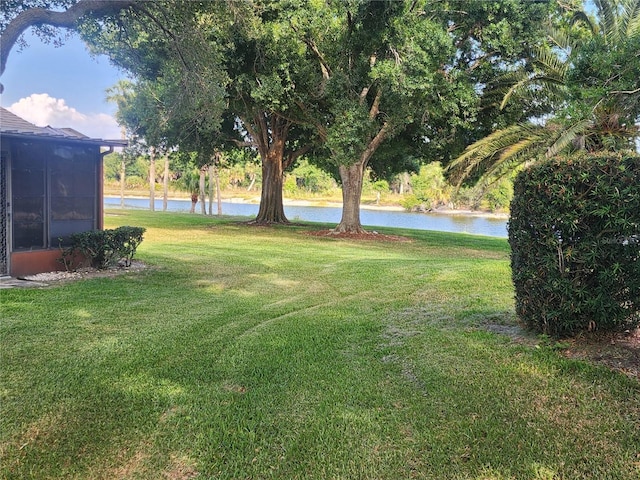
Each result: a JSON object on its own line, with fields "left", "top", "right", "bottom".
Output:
{"left": 111, "top": 373, "right": 185, "bottom": 400}
{"left": 72, "top": 308, "right": 93, "bottom": 319}
{"left": 1, "top": 210, "right": 638, "bottom": 479}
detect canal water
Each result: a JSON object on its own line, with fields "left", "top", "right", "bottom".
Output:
{"left": 104, "top": 196, "right": 508, "bottom": 238}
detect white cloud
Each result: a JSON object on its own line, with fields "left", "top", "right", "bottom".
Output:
{"left": 7, "top": 93, "right": 122, "bottom": 140}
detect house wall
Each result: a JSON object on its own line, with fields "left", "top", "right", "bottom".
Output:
{"left": 10, "top": 250, "right": 65, "bottom": 278}
{"left": 4, "top": 137, "right": 103, "bottom": 276}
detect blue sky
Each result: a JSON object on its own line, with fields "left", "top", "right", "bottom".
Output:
{"left": 0, "top": 31, "right": 125, "bottom": 139}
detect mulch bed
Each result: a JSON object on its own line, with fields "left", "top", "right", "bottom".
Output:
{"left": 305, "top": 229, "right": 412, "bottom": 242}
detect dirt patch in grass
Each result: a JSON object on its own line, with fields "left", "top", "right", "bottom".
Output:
{"left": 560, "top": 328, "right": 640, "bottom": 381}
{"left": 483, "top": 322, "right": 640, "bottom": 382}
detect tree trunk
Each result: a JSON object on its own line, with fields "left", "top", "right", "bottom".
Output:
{"left": 199, "top": 166, "right": 207, "bottom": 215}
{"left": 120, "top": 158, "right": 126, "bottom": 208}
{"left": 213, "top": 153, "right": 222, "bottom": 217}
{"left": 190, "top": 194, "right": 198, "bottom": 213}
{"left": 162, "top": 155, "right": 169, "bottom": 211}
{"left": 334, "top": 161, "right": 367, "bottom": 234}
{"left": 208, "top": 162, "right": 214, "bottom": 216}
{"left": 254, "top": 148, "right": 288, "bottom": 224}
{"left": 149, "top": 146, "right": 156, "bottom": 212}
{"left": 333, "top": 122, "right": 391, "bottom": 234}
{"left": 247, "top": 173, "right": 256, "bottom": 192}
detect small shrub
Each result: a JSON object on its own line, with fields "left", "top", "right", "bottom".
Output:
{"left": 61, "top": 226, "right": 146, "bottom": 270}
{"left": 400, "top": 193, "right": 423, "bottom": 211}
{"left": 509, "top": 152, "right": 640, "bottom": 337}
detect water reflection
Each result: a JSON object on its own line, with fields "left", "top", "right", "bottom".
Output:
{"left": 104, "top": 196, "right": 508, "bottom": 238}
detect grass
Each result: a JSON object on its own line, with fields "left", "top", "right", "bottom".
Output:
{"left": 1, "top": 210, "right": 639, "bottom": 479}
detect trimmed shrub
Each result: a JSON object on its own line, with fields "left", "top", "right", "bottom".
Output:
{"left": 509, "top": 152, "right": 640, "bottom": 337}
{"left": 61, "top": 226, "right": 146, "bottom": 270}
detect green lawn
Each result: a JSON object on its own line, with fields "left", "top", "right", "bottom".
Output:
{"left": 1, "top": 210, "right": 638, "bottom": 479}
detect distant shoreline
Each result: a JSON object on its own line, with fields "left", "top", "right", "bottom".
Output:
{"left": 104, "top": 194, "right": 509, "bottom": 220}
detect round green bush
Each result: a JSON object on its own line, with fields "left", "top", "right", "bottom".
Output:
{"left": 508, "top": 152, "right": 640, "bottom": 337}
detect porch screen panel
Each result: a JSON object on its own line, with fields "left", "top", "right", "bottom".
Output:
{"left": 50, "top": 145, "right": 97, "bottom": 246}
{"left": 12, "top": 143, "right": 46, "bottom": 250}
{"left": 0, "top": 152, "right": 7, "bottom": 275}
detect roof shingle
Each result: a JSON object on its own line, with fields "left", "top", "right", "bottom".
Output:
{"left": 0, "top": 107, "right": 126, "bottom": 147}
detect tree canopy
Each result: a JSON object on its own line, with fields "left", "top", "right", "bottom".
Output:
{"left": 449, "top": 0, "right": 640, "bottom": 186}
{"left": 5, "top": 0, "right": 616, "bottom": 228}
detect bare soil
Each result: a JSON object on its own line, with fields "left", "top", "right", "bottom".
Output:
{"left": 560, "top": 328, "right": 640, "bottom": 381}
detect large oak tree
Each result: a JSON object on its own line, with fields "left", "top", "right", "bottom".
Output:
{"left": 289, "top": 1, "right": 470, "bottom": 232}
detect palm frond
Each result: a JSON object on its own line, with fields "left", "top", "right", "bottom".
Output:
{"left": 499, "top": 45, "right": 568, "bottom": 110}
{"left": 532, "top": 48, "right": 569, "bottom": 80}
{"left": 546, "top": 26, "right": 581, "bottom": 51}
{"left": 595, "top": 0, "right": 621, "bottom": 44}
{"left": 500, "top": 73, "right": 537, "bottom": 110}
{"left": 545, "top": 118, "right": 592, "bottom": 157}
{"left": 570, "top": 11, "right": 597, "bottom": 35}
{"left": 621, "top": 0, "right": 640, "bottom": 39}
{"left": 448, "top": 123, "right": 548, "bottom": 186}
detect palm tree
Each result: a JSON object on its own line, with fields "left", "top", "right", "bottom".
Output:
{"left": 449, "top": 0, "right": 640, "bottom": 186}
{"left": 176, "top": 168, "right": 202, "bottom": 214}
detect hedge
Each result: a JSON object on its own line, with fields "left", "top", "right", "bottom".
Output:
{"left": 60, "top": 226, "right": 146, "bottom": 270}
{"left": 508, "top": 152, "right": 639, "bottom": 337}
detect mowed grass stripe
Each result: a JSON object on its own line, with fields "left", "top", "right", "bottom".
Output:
{"left": 0, "top": 209, "right": 637, "bottom": 479}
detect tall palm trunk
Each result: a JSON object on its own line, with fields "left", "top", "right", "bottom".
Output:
{"left": 149, "top": 146, "right": 156, "bottom": 212}
{"left": 199, "top": 165, "right": 207, "bottom": 215}
{"left": 208, "top": 162, "right": 214, "bottom": 216}
{"left": 120, "top": 157, "right": 125, "bottom": 208}
{"left": 162, "top": 155, "right": 169, "bottom": 211}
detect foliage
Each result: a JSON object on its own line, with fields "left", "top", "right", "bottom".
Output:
{"left": 174, "top": 168, "right": 202, "bottom": 197}
{"left": 93, "top": 4, "right": 235, "bottom": 176}
{"left": 449, "top": 0, "right": 640, "bottom": 185}
{"left": 102, "top": 151, "right": 122, "bottom": 181}
{"left": 286, "top": 159, "right": 337, "bottom": 194}
{"left": 314, "top": 0, "right": 462, "bottom": 166}
{"left": 401, "top": 162, "right": 451, "bottom": 211}
{"left": 509, "top": 152, "right": 640, "bottom": 337}
{"left": 428, "top": 0, "right": 553, "bottom": 164}
{"left": 60, "top": 226, "right": 146, "bottom": 270}
{"left": 479, "top": 177, "right": 514, "bottom": 213}
{"left": 125, "top": 175, "right": 146, "bottom": 189}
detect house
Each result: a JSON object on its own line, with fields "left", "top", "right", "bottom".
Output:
{"left": 0, "top": 107, "right": 126, "bottom": 277}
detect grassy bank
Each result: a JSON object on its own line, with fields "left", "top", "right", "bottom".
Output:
{"left": 1, "top": 210, "right": 638, "bottom": 479}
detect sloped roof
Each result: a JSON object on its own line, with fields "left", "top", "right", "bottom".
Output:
{"left": 0, "top": 107, "right": 127, "bottom": 147}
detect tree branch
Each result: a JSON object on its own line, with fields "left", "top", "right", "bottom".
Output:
{"left": 0, "top": 0, "right": 136, "bottom": 92}
{"left": 361, "top": 121, "right": 392, "bottom": 168}
{"left": 133, "top": 3, "right": 190, "bottom": 72}
{"left": 611, "top": 87, "right": 640, "bottom": 95}
{"left": 284, "top": 143, "right": 312, "bottom": 170}
{"left": 369, "top": 87, "right": 382, "bottom": 119}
